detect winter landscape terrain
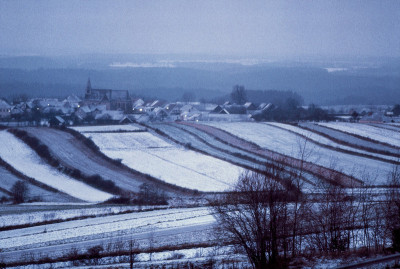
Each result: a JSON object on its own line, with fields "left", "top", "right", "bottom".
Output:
{"left": 1, "top": 0, "right": 400, "bottom": 268}
{"left": 1, "top": 120, "right": 400, "bottom": 268}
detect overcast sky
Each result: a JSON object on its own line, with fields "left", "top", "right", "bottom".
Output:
{"left": 1, "top": 0, "right": 399, "bottom": 58}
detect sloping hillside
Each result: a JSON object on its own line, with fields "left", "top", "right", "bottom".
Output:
{"left": 0, "top": 130, "right": 113, "bottom": 202}
{"left": 24, "top": 127, "right": 194, "bottom": 196}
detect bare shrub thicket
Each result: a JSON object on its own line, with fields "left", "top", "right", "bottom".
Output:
{"left": 210, "top": 164, "right": 295, "bottom": 269}
{"left": 212, "top": 154, "right": 400, "bottom": 269}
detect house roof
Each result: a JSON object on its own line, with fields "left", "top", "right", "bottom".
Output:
{"left": 224, "top": 105, "right": 247, "bottom": 114}
{"left": 0, "top": 99, "right": 11, "bottom": 108}
{"left": 55, "top": 116, "right": 65, "bottom": 123}
{"left": 95, "top": 110, "right": 124, "bottom": 121}
{"left": 65, "top": 94, "right": 82, "bottom": 103}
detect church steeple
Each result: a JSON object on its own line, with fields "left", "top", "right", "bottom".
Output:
{"left": 86, "top": 78, "right": 92, "bottom": 94}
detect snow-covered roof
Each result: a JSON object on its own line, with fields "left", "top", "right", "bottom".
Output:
{"left": 95, "top": 110, "right": 124, "bottom": 121}
{"left": 55, "top": 116, "right": 65, "bottom": 123}
{"left": 0, "top": 99, "right": 11, "bottom": 108}
{"left": 65, "top": 94, "right": 82, "bottom": 103}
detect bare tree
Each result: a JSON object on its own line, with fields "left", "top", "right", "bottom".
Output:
{"left": 230, "top": 85, "right": 247, "bottom": 105}
{"left": 11, "top": 180, "right": 29, "bottom": 204}
{"left": 128, "top": 238, "right": 138, "bottom": 269}
{"left": 308, "top": 181, "right": 350, "bottom": 254}
{"left": 385, "top": 165, "right": 400, "bottom": 251}
{"left": 210, "top": 164, "right": 292, "bottom": 269}
{"left": 182, "top": 91, "right": 196, "bottom": 103}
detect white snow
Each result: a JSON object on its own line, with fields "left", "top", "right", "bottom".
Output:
{"left": 266, "top": 122, "right": 398, "bottom": 162}
{"left": 318, "top": 122, "right": 400, "bottom": 148}
{"left": 0, "top": 131, "right": 113, "bottom": 202}
{"left": 0, "top": 207, "right": 214, "bottom": 249}
{"left": 0, "top": 205, "right": 142, "bottom": 228}
{"left": 71, "top": 124, "right": 143, "bottom": 132}
{"left": 205, "top": 122, "right": 394, "bottom": 184}
{"left": 85, "top": 132, "right": 243, "bottom": 191}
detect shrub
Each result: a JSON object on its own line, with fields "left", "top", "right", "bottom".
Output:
{"left": 10, "top": 180, "right": 29, "bottom": 204}
{"left": 137, "top": 183, "right": 169, "bottom": 205}
{"left": 103, "top": 196, "right": 131, "bottom": 205}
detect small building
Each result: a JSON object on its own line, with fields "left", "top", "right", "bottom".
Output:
{"left": 244, "top": 102, "right": 257, "bottom": 111}
{"left": 0, "top": 99, "right": 12, "bottom": 118}
{"left": 49, "top": 116, "right": 66, "bottom": 126}
{"left": 359, "top": 112, "right": 390, "bottom": 123}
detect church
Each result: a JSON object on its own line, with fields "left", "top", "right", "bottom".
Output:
{"left": 83, "top": 79, "right": 132, "bottom": 112}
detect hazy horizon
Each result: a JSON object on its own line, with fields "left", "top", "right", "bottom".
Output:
{"left": 1, "top": 0, "right": 399, "bottom": 59}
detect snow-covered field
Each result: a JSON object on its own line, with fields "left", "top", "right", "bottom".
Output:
{"left": 299, "top": 122, "right": 399, "bottom": 155}
{"left": 0, "top": 205, "right": 144, "bottom": 228}
{"left": 266, "top": 122, "right": 398, "bottom": 162}
{"left": 0, "top": 167, "right": 74, "bottom": 203}
{"left": 318, "top": 122, "right": 400, "bottom": 148}
{"left": 0, "top": 207, "right": 213, "bottom": 250}
{"left": 84, "top": 132, "right": 243, "bottom": 191}
{"left": 0, "top": 131, "right": 113, "bottom": 202}
{"left": 205, "top": 122, "right": 394, "bottom": 184}
{"left": 71, "top": 124, "right": 144, "bottom": 132}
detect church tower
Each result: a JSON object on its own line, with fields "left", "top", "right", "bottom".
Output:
{"left": 86, "top": 78, "right": 92, "bottom": 95}
{"left": 85, "top": 78, "right": 93, "bottom": 100}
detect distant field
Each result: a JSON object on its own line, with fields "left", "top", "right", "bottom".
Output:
{"left": 85, "top": 132, "right": 244, "bottom": 191}
{"left": 0, "top": 122, "right": 397, "bottom": 203}
{"left": 317, "top": 122, "right": 400, "bottom": 148}
{"left": 204, "top": 122, "right": 395, "bottom": 185}
{"left": 71, "top": 124, "right": 144, "bottom": 132}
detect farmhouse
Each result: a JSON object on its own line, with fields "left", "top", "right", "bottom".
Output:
{"left": 0, "top": 99, "right": 12, "bottom": 118}
{"left": 84, "top": 79, "right": 132, "bottom": 112}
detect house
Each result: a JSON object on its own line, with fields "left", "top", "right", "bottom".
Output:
{"left": 152, "top": 107, "right": 169, "bottom": 120}
{"left": 119, "top": 115, "right": 136, "bottom": 124}
{"left": 211, "top": 105, "right": 224, "bottom": 114}
{"left": 75, "top": 105, "right": 92, "bottom": 120}
{"left": 244, "top": 102, "right": 257, "bottom": 111}
{"left": 359, "top": 112, "right": 390, "bottom": 123}
{"left": 132, "top": 98, "right": 145, "bottom": 108}
{"left": 180, "top": 104, "right": 198, "bottom": 114}
{"left": 224, "top": 105, "right": 247, "bottom": 114}
{"left": 84, "top": 79, "right": 132, "bottom": 112}
{"left": 95, "top": 110, "right": 124, "bottom": 123}
{"left": 49, "top": 116, "right": 66, "bottom": 126}
{"left": 0, "top": 99, "right": 12, "bottom": 118}
{"left": 218, "top": 108, "right": 230, "bottom": 114}
{"left": 164, "top": 103, "right": 182, "bottom": 115}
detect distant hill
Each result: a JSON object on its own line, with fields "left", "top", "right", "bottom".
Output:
{"left": 0, "top": 55, "right": 399, "bottom": 104}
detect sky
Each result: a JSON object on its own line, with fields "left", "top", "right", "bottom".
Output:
{"left": 1, "top": 0, "right": 399, "bottom": 58}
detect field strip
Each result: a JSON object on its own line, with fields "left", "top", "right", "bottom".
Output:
{"left": 0, "top": 130, "right": 113, "bottom": 202}
{"left": 265, "top": 122, "right": 400, "bottom": 163}
{"left": 299, "top": 122, "right": 400, "bottom": 157}
{"left": 198, "top": 122, "right": 393, "bottom": 186}
{"left": 71, "top": 124, "right": 144, "bottom": 132}
{"left": 317, "top": 122, "right": 400, "bottom": 149}
{"left": 171, "top": 122, "right": 317, "bottom": 187}
{"left": 182, "top": 122, "right": 362, "bottom": 187}
{"left": 85, "top": 132, "right": 243, "bottom": 192}
{"left": 24, "top": 127, "right": 188, "bottom": 194}
{"left": 0, "top": 208, "right": 212, "bottom": 249}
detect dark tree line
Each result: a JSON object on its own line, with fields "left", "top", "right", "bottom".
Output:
{"left": 252, "top": 101, "right": 331, "bottom": 122}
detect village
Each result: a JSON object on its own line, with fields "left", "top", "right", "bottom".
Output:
{"left": 0, "top": 78, "right": 399, "bottom": 127}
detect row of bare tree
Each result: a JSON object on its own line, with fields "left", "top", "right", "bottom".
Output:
{"left": 210, "top": 163, "right": 400, "bottom": 269}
